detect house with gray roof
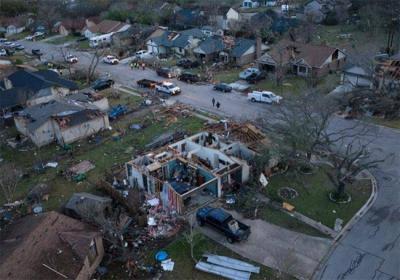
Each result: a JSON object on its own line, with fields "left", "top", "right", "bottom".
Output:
{"left": 64, "top": 192, "right": 112, "bottom": 220}
{"left": 146, "top": 28, "right": 206, "bottom": 57}
{"left": 14, "top": 100, "right": 109, "bottom": 147}
{"left": 231, "top": 38, "right": 268, "bottom": 66}
{"left": 193, "top": 36, "right": 225, "bottom": 62}
{"left": 1, "top": 69, "right": 78, "bottom": 109}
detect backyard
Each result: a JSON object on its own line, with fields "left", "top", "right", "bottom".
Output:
{"left": 264, "top": 165, "right": 372, "bottom": 229}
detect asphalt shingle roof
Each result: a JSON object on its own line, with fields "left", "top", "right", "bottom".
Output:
{"left": 196, "top": 36, "right": 225, "bottom": 54}
{"left": 231, "top": 38, "right": 255, "bottom": 58}
{"left": 0, "top": 88, "right": 34, "bottom": 110}
{"left": 7, "top": 70, "right": 78, "bottom": 93}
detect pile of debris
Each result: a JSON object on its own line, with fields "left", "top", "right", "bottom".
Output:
{"left": 145, "top": 197, "right": 182, "bottom": 239}
{"left": 154, "top": 103, "right": 193, "bottom": 125}
{"left": 196, "top": 254, "right": 260, "bottom": 280}
{"left": 206, "top": 122, "right": 269, "bottom": 147}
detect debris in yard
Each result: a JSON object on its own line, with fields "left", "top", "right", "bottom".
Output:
{"left": 68, "top": 160, "right": 95, "bottom": 175}
{"left": 130, "top": 124, "right": 143, "bottom": 130}
{"left": 145, "top": 130, "right": 186, "bottom": 149}
{"left": 195, "top": 261, "right": 251, "bottom": 280}
{"left": 204, "top": 254, "right": 260, "bottom": 273}
{"left": 334, "top": 218, "right": 344, "bottom": 232}
{"left": 27, "top": 183, "right": 51, "bottom": 203}
{"left": 32, "top": 204, "right": 44, "bottom": 214}
{"left": 155, "top": 250, "right": 169, "bottom": 262}
{"left": 45, "top": 162, "right": 58, "bottom": 168}
{"left": 282, "top": 202, "right": 295, "bottom": 212}
{"left": 7, "top": 136, "right": 29, "bottom": 149}
{"left": 161, "top": 259, "right": 174, "bottom": 271}
{"left": 206, "top": 122, "right": 267, "bottom": 146}
{"left": 228, "top": 81, "right": 250, "bottom": 92}
{"left": 147, "top": 198, "right": 160, "bottom": 207}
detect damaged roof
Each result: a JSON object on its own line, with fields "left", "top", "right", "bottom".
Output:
{"left": 19, "top": 100, "right": 84, "bottom": 131}
{"left": 0, "top": 211, "right": 101, "bottom": 280}
{"left": 0, "top": 87, "right": 34, "bottom": 110}
{"left": 231, "top": 38, "right": 255, "bottom": 58}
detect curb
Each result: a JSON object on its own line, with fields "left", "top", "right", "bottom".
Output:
{"left": 311, "top": 169, "right": 378, "bottom": 279}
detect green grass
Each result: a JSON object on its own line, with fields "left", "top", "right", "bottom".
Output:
{"left": 367, "top": 117, "right": 400, "bottom": 130}
{"left": 159, "top": 234, "right": 281, "bottom": 280}
{"left": 101, "top": 89, "right": 143, "bottom": 107}
{"left": 254, "top": 76, "right": 308, "bottom": 98}
{"left": 46, "top": 35, "right": 77, "bottom": 45}
{"left": 0, "top": 113, "right": 205, "bottom": 209}
{"left": 264, "top": 166, "right": 371, "bottom": 229}
{"left": 260, "top": 204, "right": 329, "bottom": 237}
{"left": 213, "top": 68, "right": 242, "bottom": 83}
{"left": 6, "top": 31, "right": 30, "bottom": 40}
{"left": 76, "top": 40, "right": 90, "bottom": 49}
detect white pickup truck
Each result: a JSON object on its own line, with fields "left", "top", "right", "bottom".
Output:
{"left": 247, "top": 91, "right": 282, "bottom": 104}
{"left": 155, "top": 82, "right": 181, "bottom": 95}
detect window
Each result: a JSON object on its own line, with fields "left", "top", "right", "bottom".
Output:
{"left": 299, "top": 66, "right": 307, "bottom": 73}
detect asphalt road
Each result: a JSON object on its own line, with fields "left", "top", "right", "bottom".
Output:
{"left": 21, "top": 40, "right": 400, "bottom": 279}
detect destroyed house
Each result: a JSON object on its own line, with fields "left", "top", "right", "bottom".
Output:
{"left": 0, "top": 211, "right": 104, "bottom": 280}
{"left": 126, "top": 132, "right": 256, "bottom": 213}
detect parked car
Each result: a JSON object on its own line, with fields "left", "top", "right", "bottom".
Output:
{"left": 239, "top": 67, "right": 260, "bottom": 79}
{"left": 178, "top": 72, "right": 200, "bottom": 83}
{"left": 135, "top": 50, "right": 153, "bottom": 59}
{"left": 137, "top": 79, "right": 159, "bottom": 88}
{"left": 0, "top": 49, "right": 6, "bottom": 56}
{"left": 4, "top": 41, "right": 15, "bottom": 48}
{"left": 176, "top": 58, "right": 200, "bottom": 69}
{"left": 103, "top": 55, "right": 119, "bottom": 65}
{"left": 25, "top": 32, "right": 45, "bottom": 41}
{"left": 213, "top": 83, "right": 232, "bottom": 93}
{"left": 14, "top": 43, "right": 24, "bottom": 51}
{"left": 92, "top": 79, "right": 115, "bottom": 91}
{"left": 32, "top": 49, "right": 43, "bottom": 56}
{"left": 245, "top": 72, "right": 266, "bottom": 84}
{"left": 65, "top": 54, "right": 78, "bottom": 64}
{"left": 156, "top": 67, "right": 176, "bottom": 78}
{"left": 196, "top": 207, "right": 251, "bottom": 243}
{"left": 0, "top": 39, "right": 7, "bottom": 44}
{"left": 247, "top": 90, "right": 282, "bottom": 104}
{"left": 155, "top": 81, "right": 181, "bottom": 95}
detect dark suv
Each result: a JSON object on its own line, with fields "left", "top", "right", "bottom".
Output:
{"left": 176, "top": 58, "right": 200, "bottom": 69}
{"left": 178, "top": 72, "right": 200, "bottom": 83}
{"left": 156, "top": 67, "right": 175, "bottom": 78}
{"left": 245, "top": 72, "right": 266, "bottom": 84}
{"left": 92, "top": 79, "right": 115, "bottom": 91}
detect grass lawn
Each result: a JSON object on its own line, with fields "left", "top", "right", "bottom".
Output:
{"left": 159, "top": 234, "right": 281, "bottom": 280}
{"left": 0, "top": 108, "right": 205, "bottom": 209}
{"left": 260, "top": 204, "right": 329, "bottom": 237}
{"left": 213, "top": 68, "right": 242, "bottom": 83}
{"left": 253, "top": 76, "right": 308, "bottom": 98}
{"left": 46, "top": 35, "right": 77, "bottom": 45}
{"left": 367, "top": 117, "right": 400, "bottom": 130}
{"left": 264, "top": 165, "right": 371, "bottom": 229}
{"left": 6, "top": 31, "right": 30, "bottom": 40}
{"left": 76, "top": 40, "right": 90, "bottom": 50}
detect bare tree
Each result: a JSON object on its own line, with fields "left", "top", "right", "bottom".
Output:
{"left": 325, "top": 138, "right": 384, "bottom": 200}
{"left": 86, "top": 48, "right": 105, "bottom": 84}
{"left": 185, "top": 215, "right": 198, "bottom": 263}
{"left": 0, "top": 163, "right": 22, "bottom": 203}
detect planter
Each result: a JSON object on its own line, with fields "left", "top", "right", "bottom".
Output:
{"left": 278, "top": 187, "right": 299, "bottom": 200}
{"left": 329, "top": 191, "right": 352, "bottom": 204}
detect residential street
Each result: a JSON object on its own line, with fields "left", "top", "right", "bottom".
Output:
{"left": 21, "top": 40, "right": 400, "bottom": 280}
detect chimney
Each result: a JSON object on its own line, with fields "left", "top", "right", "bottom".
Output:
{"left": 3, "top": 78, "right": 12, "bottom": 90}
{"left": 256, "top": 36, "right": 262, "bottom": 59}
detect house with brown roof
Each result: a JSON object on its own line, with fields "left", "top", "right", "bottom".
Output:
{"left": 257, "top": 40, "right": 346, "bottom": 78}
{"left": 54, "top": 18, "right": 97, "bottom": 36}
{"left": 0, "top": 211, "right": 104, "bottom": 280}
{"left": 83, "top": 19, "right": 131, "bottom": 39}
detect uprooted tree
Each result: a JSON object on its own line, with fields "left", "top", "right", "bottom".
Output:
{"left": 86, "top": 48, "right": 106, "bottom": 84}
{"left": 0, "top": 163, "right": 22, "bottom": 203}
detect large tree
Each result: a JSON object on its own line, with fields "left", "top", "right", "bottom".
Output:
{"left": 0, "top": 163, "right": 22, "bottom": 203}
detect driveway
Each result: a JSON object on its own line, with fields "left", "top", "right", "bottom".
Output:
{"left": 20, "top": 40, "right": 400, "bottom": 279}
{"left": 198, "top": 210, "right": 331, "bottom": 280}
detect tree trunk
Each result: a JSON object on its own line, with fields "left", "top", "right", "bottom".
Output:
{"left": 337, "top": 181, "right": 345, "bottom": 197}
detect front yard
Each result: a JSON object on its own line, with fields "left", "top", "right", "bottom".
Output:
{"left": 159, "top": 235, "right": 281, "bottom": 280}
{"left": 264, "top": 165, "right": 372, "bottom": 229}
{"left": 46, "top": 35, "right": 78, "bottom": 45}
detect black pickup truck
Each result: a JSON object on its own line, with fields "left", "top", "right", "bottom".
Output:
{"left": 137, "top": 79, "right": 160, "bottom": 88}
{"left": 196, "top": 207, "right": 250, "bottom": 243}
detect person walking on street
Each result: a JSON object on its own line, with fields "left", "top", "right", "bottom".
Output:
{"left": 142, "top": 63, "right": 146, "bottom": 70}
{"left": 216, "top": 101, "right": 220, "bottom": 109}
{"left": 212, "top": 98, "right": 215, "bottom": 107}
